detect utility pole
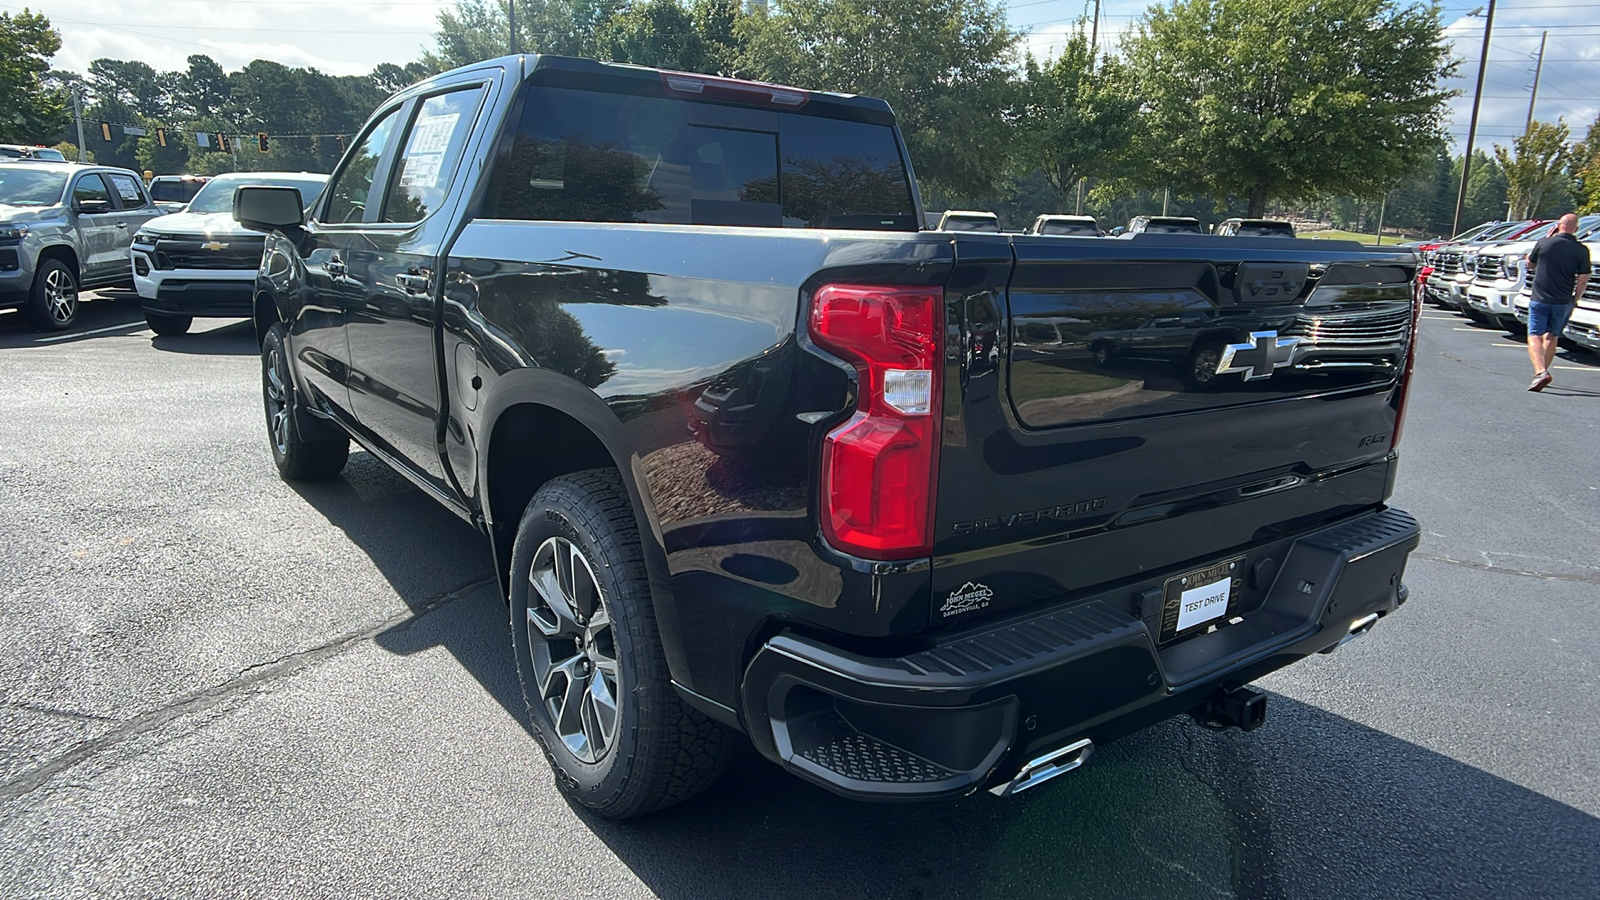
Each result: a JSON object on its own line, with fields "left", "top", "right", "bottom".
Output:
{"left": 508, "top": 0, "right": 518, "bottom": 54}
{"left": 1524, "top": 30, "right": 1547, "bottom": 135}
{"left": 72, "top": 88, "right": 87, "bottom": 162}
{"left": 1374, "top": 195, "right": 1387, "bottom": 246}
{"left": 1162, "top": 188, "right": 1170, "bottom": 216}
{"left": 1091, "top": 0, "right": 1101, "bottom": 47}
{"left": 1452, "top": 0, "right": 1496, "bottom": 237}
{"left": 1075, "top": 179, "right": 1084, "bottom": 215}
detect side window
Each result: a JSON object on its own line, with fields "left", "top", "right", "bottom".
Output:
{"left": 383, "top": 87, "right": 484, "bottom": 223}
{"left": 486, "top": 87, "right": 781, "bottom": 227}
{"left": 104, "top": 173, "right": 148, "bottom": 209}
{"left": 72, "top": 175, "right": 112, "bottom": 210}
{"left": 324, "top": 106, "right": 402, "bottom": 224}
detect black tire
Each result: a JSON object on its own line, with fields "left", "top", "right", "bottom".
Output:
{"left": 25, "top": 258, "right": 79, "bottom": 331}
{"left": 145, "top": 311, "right": 193, "bottom": 336}
{"left": 261, "top": 321, "right": 348, "bottom": 481}
{"left": 1091, "top": 342, "right": 1114, "bottom": 367}
{"left": 1185, "top": 340, "right": 1227, "bottom": 389}
{"left": 509, "top": 469, "right": 733, "bottom": 818}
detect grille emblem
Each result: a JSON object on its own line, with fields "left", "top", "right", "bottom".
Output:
{"left": 201, "top": 240, "right": 229, "bottom": 251}
{"left": 1218, "top": 331, "right": 1299, "bottom": 381}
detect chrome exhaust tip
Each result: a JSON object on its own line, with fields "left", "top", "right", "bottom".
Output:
{"left": 1322, "top": 612, "right": 1382, "bottom": 654}
{"left": 990, "top": 738, "right": 1093, "bottom": 797}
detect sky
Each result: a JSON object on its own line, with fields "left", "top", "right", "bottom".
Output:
{"left": 12, "top": 0, "right": 1600, "bottom": 156}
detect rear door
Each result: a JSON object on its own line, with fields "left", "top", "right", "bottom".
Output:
{"left": 932, "top": 234, "right": 1416, "bottom": 625}
{"left": 102, "top": 172, "right": 160, "bottom": 263}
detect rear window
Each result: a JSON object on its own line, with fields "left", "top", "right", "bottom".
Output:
{"left": 1038, "top": 221, "right": 1098, "bottom": 236}
{"left": 1234, "top": 223, "right": 1294, "bottom": 237}
{"left": 942, "top": 216, "right": 999, "bottom": 232}
{"left": 1144, "top": 221, "right": 1202, "bottom": 234}
{"left": 150, "top": 180, "right": 204, "bottom": 203}
{"left": 484, "top": 85, "right": 917, "bottom": 230}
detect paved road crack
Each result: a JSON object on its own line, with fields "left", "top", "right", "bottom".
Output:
{"left": 1414, "top": 552, "right": 1600, "bottom": 587}
{"left": 1, "top": 701, "right": 118, "bottom": 724}
{"left": 0, "top": 573, "right": 496, "bottom": 802}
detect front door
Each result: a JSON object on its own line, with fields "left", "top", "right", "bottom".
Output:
{"left": 294, "top": 104, "right": 407, "bottom": 423}
{"left": 342, "top": 83, "right": 490, "bottom": 499}
{"left": 69, "top": 174, "right": 119, "bottom": 282}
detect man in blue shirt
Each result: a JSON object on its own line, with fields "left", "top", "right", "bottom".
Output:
{"left": 1525, "top": 214, "right": 1592, "bottom": 391}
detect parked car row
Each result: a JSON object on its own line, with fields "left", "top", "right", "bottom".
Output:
{"left": 0, "top": 157, "right": 329, "bottom": 332}
{"left": 1419, "top": 217, "right": 1600, "bottom": 355}
{"left": 930, "top": 211, "right": 1297, "bottom": 239}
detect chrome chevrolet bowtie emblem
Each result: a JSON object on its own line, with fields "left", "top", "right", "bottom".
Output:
{"left": 1217, "top": 331, "right": 1299, "bottom": 381}
{"left": 201, "top": 240, "right": 229, "bottom": 251}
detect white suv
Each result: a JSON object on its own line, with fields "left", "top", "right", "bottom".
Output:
{"left": 131, "top": 172, "right": 327, "bottom": 335}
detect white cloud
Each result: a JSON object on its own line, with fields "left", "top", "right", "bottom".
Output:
{"left": 28, "top": 0, "right": 452, "bottom": 77}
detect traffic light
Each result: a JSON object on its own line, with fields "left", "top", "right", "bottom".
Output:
{"left": 156, "top": 128, "right": 167, "bottom": 148}
{"left": 258, "top": 132, "right": 269, "bottom": 153}
{"left": 100, "top": 122, "right": 111, "bottom": 142}
{"left": 216, "top": 132, "right": 230, "bottom": 153}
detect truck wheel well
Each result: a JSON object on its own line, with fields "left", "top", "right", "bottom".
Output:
{"left": 486, "top": 403, "right": 619, "bottom": 592}
{"left": 36, "top": 245, "right": 79, "bottom": 276}
{"left": 253, "top": 292, "right": 280, "bottom": 347}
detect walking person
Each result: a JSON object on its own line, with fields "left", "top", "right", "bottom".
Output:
{"left": 1525, "top": 213, "right": 1592, "bottom": 391}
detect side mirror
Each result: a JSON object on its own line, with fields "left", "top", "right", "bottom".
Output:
{"left": 234, "top": 186, "right": 306, "bottom": 232}
{"left": 75, "top": 198, "right": 112, "bottom": 215}
{"left": 1110, "top": 226, "right": 1126, "bottom": 236}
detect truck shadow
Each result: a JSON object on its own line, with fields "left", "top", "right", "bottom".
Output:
{"left": 149, "top": 319, "right": 258, "bottom": 355}
{"left": 292, "top": 454, "right": 1600, "bottom": 900}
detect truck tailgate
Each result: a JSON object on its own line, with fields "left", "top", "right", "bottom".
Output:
{"left": 931, "top": 234, "right": 1416, "bottom": 629}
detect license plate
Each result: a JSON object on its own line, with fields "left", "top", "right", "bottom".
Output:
{"left": 1158, "top": 557, "right": 1244, "bottom": 643}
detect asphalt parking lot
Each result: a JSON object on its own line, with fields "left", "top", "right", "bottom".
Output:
{"left": 1, "top": 290, "right": 1598, "bottom": 899}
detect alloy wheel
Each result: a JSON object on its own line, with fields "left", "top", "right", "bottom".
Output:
{"left": 263, "top": 345, "right": 292, "bottom": 456}
{"left": 525, "top": 536, "right": 620, "bottom": 764}
{"left": 44, "top": 267, "right": 78, "bottom": 324}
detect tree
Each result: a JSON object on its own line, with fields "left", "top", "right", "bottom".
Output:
{"left": 0, "top": 10, "right": 68, "bottom": 143}
{"left": 737, "top": 0, "right": 1020, "bottom": 201}
{"left": 1456, "top": 149, "right": 1508, "bottom": 228}
{"left": 595, "top": 0, "right": 712, "bottom": 72}
{"left": 428, "top": 0, "right": 624, "bottom": 69}
{"left": 173, "top": 55, "right": 230, "bottom": 120}
{"left": 1122, "top": 0, "right": 1456, "bottom": 216}
{"left": 1015, "top": 28, "right": 1139, "bottom": 210}
{"left": 87, "top": 59, "right": 173, "bottom": 119}
{"left": 1569, "top": 114, "right": 1600, "bottom": 214}
{"left": 1495, "top": 120, "right": 1572, "bottom": 219}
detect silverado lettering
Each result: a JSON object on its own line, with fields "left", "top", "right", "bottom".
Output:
{"left": 953, "top": 499, "right": 1108, "bottom": 535}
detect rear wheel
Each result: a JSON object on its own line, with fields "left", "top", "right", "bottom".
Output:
{"left": 144, "top": 311, "right": 193, "bottom": 336}
{"left": 510, "top": 469, "right": 733, "bottom": 818}
{"left": 261, "top": 321, "right": 348, "bottom": 481}
{"left": 26, "top": 259, "right": 78, "bottom": 331}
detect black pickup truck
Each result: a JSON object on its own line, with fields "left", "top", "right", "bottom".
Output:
{"left": 236, "top": 55, "right": 1421, "bottom": 818}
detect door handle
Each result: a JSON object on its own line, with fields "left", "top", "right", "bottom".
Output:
{"left": 326, "top": 255, "right": 346, "bottom": 277}
{"left": 116, "top": 222, "right": 127, "bottom": 229}
{"left": 396, "top": 267, "right": 432, "bottom": 295}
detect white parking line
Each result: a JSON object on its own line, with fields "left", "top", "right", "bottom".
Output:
{"left": 33, "top": 321, "right": 145, "bottom": 343}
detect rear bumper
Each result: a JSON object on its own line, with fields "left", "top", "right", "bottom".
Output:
{"left": 741, "top": 507, "right": 1420, "bottom": 801}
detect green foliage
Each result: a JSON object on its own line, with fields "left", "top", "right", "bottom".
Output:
{"left": 1495, "top": 121, "right": 1572, "bottom": 219}
{"left": 736, "top": 0, "right": 1020, "bottom": 201}
{"left": 1568, "top": 114, "right": 1600, "bottom": 215}
{"left": 1122, "top": 0, "right": 1456, "bottom": 215}
{"left": 595, "top": 0, "right": 715, "bottom": 72}
{"left": 428, "top": 0, "right": 625, "bottom": 69}
{"left": 0, "top": 10, "right": 68, "bottom": 143}
{"left": 1016, "top": 28, "right": 1139, "bottom": 209}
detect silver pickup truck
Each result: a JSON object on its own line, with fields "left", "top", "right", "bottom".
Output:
{"left": 0, "top": 160, "right": 165, "bottom": 330}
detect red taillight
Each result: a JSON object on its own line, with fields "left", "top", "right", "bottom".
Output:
{"left": 809, "top": 284, "right": 943, "bottom": 560}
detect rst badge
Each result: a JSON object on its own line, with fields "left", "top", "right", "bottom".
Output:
{"left": 1217, "top": 331, "right": 1299, "bottom": 381}
{"left": 940, "top": 582, "right": 993, "bottom": 618}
